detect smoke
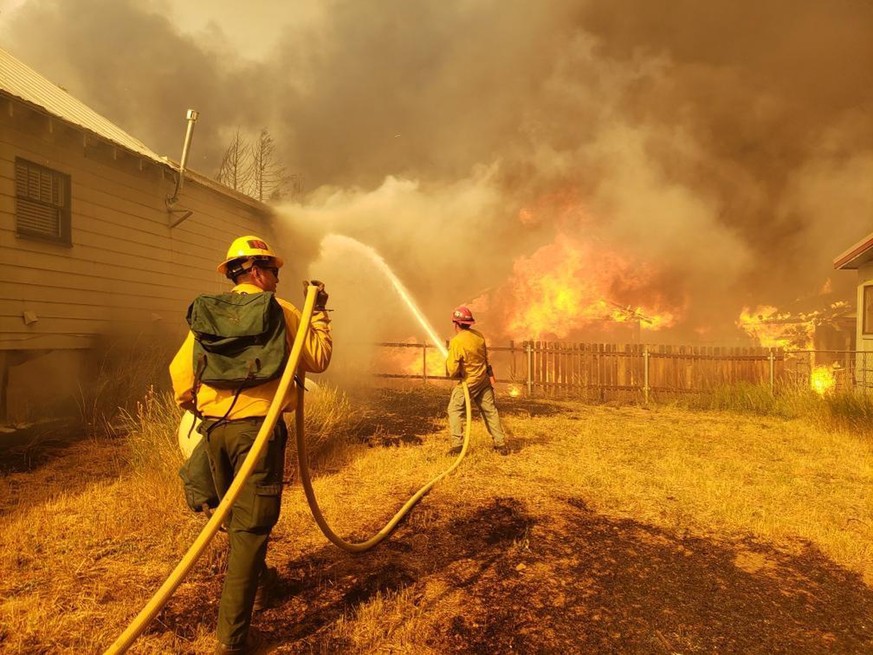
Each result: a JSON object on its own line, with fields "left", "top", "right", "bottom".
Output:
{"left": 3, "top": 0, "right": 872, "bottom": 344}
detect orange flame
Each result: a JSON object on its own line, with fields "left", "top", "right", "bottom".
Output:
{"left": 497, "top": 233, "right": 680, "bottom": 340}
{"left": 736, "top": 305, "right": 811, "bottom": 349}
{"left": 810, "top": 365, "right": 836, "bottom": 395}
{"left": 736, "top": 301, "right": 850, "bottom": 350}
{"left": 379, "top": 341, "right": 445, "bottom": 377}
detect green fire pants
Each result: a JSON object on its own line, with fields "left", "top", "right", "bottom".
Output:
{"left": 201, "top": 416, "right": 287, "bottom": 648}
{"left": 448, "top": 383, "right": 506, "bottom": 448}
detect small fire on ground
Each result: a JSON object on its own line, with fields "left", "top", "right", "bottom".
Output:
{"left": 810, "top": 365, "right": 837, "bottom": 396}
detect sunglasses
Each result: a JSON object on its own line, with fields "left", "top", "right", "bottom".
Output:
{"left": 257, "top": 265, "right": 279, "bottom": 279}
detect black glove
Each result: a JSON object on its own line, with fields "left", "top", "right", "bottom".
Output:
{"left": 303, "top": 280, "right": 329, "bottom": 309}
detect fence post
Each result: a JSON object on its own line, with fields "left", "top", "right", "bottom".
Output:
{"left": 526, "top": 341, "right": 533, "bottom": 397}
{"left": 643, "top": 345, "right": 650, "bottom": 404}
{"left": 768, "top": 348, "right": 775, "bottom": 394}
{"left": 422, "top": 343, "right": 428, "bottom": 384}
{"left": 509, "top": 340, "right": 516, "bottom": 379}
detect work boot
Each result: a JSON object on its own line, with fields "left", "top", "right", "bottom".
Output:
{"left": 215, "top": 628, "right": 264, "bottom": 655}
{"left": 253, "top": 566, "right": 280, "bottom": 612}
{"left": 446, "top": 445, "right": 463, "bottom": 457}
{"left": 494, "top": 444, "right": 510, "bottom": 456}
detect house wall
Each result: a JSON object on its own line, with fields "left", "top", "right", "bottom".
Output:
{"left": 0, "top": 100, "right": 277, "bottom": 422}
{"left": 855, "top": 262, "right": 873, "bottom": 390}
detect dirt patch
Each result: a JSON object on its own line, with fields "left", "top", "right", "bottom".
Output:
{"left": 348, "top": 387, "right": 567, "bottom": 448}
{"left": 0, "top": 429, "right": 124, "bottom": 516}
{"left": 351, "top": 388, "right": 445, "bottom": 446}
{"left": 0, "top": 419, "right": 85, "bottom": 474}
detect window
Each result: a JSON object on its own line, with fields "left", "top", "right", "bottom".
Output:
{"left": 864, "top": 286, "right": 873, "bottom": 336}
{"left": 15, "top": 158, "right": 71, "bottom": 244}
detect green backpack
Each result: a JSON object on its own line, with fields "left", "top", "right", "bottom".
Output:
{"left": 186, "top": 291, "right": 289, "bottom": 390}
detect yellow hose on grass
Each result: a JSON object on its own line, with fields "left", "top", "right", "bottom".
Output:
{"left": 103, "top": 285, "right": 320, "bottom": 655}
{"left": 295, "top": 379, "right": 471, "bottom": 553}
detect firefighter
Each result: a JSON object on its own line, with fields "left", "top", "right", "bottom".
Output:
{"left": 445, "top": 306, "right": 510, "bottom": 456}
{"left": 169, "top": 235, "right": 332, "bottom": 654}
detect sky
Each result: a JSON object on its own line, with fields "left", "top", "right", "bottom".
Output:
{"left": 2, "top": 0, "right": 872, "bottom": 347}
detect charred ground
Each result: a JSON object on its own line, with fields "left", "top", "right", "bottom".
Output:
{"left": 163, "top": 495, "right": 872, "bottom": 654}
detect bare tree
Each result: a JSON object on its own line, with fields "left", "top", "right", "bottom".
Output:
{"left": 247, "top": 128, "right": 287, "bottom": 202}
{"left": 215, "top": 129, "right": 252, "bottom": 192}
{"left": 216, "top": 127, "right": 302, "bottom": 201}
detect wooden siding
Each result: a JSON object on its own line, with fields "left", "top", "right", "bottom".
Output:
{"left": 0, "top": 103, "right": 276, "bottom": 352}
{"left": 855, "top": 262, "right": 873, "bottom": 388}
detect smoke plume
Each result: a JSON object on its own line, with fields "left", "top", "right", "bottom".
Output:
{"left": 3, "top": 0, "right": 872, "bottom": 345}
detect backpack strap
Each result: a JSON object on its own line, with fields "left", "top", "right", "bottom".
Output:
{"left": 202, "top": 384, "right": 245, "bottom": 438}
{"left": 191, "top": 353, "right": 208, "bottom": 421}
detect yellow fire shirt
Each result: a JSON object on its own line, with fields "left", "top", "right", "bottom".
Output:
{"left": 169, "top": 283, "right": 332, "bottom": 420}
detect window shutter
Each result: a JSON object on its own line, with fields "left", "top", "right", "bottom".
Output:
{"left": 17, "top": 198, "right": 61, "bottom": 237}
{"left": 14, "top": 158, "right": 70, "bottom": 243}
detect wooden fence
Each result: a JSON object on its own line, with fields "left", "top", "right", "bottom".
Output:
{"left": 372, "top": 341, "right": 870, "bottom": 400}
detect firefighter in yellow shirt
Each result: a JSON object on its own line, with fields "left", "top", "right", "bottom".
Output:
{"left": 445, "top": 306, "right": 510, "bottom": 456}
{"left": 169, "top": 236, "right": 332, "bottom": 655}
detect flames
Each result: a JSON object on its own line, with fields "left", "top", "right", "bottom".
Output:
{"left": 379, "top": 341, "right": 445, "bottom": 378}
{"left": 736, "top": 305, "right": 814, "bottom": 350}
{"left": 810, "top": 365, "right": 836, "bottom": 396}
{"left": 737, "top": 301, "right": 851, "bottom": 350}
{"left": 737, "top": 304, "right": 850, "bottom": 395}
{"left": 492, "top": 233, "right": 680, "bottom": 341}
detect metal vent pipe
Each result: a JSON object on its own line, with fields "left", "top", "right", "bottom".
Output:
{"left": 168, "top": 109, "right": 199, "bottom": 204}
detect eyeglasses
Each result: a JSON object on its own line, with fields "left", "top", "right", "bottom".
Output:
{"left": 257, "top": 265, "right": 279, "bottom": 279}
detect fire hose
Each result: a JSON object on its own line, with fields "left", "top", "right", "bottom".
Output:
{"left": 104, "top": 284, "right": 472, "bottom": 653}
{"left": 296, "top": 373, "right": 471, "bottom": 552}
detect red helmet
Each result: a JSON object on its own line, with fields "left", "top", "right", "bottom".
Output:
{"left": 452, "top": 306, "right": 475, "bottom": 325}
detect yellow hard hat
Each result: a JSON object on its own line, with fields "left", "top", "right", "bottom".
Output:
{"left": 217, "top": 235, "right": 285, "bottom": 276}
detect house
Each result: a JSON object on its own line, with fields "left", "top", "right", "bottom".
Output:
{"left": 834, "top": 231, "right": 873, "bottom": 390}
{"left": 0, "top": 47, "right": 283, "bottom": 422}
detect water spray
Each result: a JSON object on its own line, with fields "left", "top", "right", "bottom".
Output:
{"left": 322, "top": 234, "right": 448, "bottom": 358}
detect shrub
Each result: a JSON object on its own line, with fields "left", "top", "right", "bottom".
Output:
{"left": 113, "top": 385, "right": 185, "bottom": 478}
{"left": 821, "top": 391, "right": 873, "bottom": 435}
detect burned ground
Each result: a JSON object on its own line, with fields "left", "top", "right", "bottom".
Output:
{"left": 162, "top": 495, "right": 872, "bottom": 654}
{"left": 0, "top": 419, "right": 85, "bottom": 475}
{"left": 349, "top": 386, "right": 565, "bottom": 447}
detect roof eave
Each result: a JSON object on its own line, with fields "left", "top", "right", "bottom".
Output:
{"left": 834, "top": 231, "right": 873, "bottom": 270}
{"left": 3, "top": 91, "right": 272, "bottom": 214}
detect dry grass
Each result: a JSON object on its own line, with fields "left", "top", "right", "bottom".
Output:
{"left": 0, "top": 384, "right": 870, "bottom": 654}
{"left": 75, "top": 335, "right": 178, "bottom": 438}
{"left": 288, "top": 382, "right": 362, "bottom": 467}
